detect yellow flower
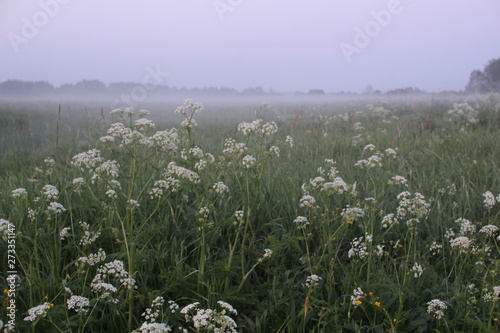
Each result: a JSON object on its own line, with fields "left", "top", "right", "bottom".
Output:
{"left": 374, "top": 302, "right": 381, "bottom": 307}
{"left": 355, "top": 300, "right": 362, "bottom": 305}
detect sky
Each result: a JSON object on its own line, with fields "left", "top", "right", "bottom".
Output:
{"left": 1, "top": 0, "right": 500, "bottom": 93}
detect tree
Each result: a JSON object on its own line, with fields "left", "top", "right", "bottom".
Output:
{"left": 466, "top": 58, "right": 500, "bottom": 94}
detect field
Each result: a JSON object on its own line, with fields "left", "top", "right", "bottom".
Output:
{"left": 0, "top": 95, "right": 499, "bottom": 332}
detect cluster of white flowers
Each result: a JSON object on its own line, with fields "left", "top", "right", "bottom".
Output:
{"left": 46, "top": 202, "right": 66, "bottom": 215}
{"left": 454, "top": 218, "right": 476, "bottom": 236}
{"left": 388, "top": 175, "right": 408, "bottom": 187}
{"left": 355, "top": 153, "right": 382, "bottom": 168}
{"left": 222, "top": 138, "right": 247, "bottom": 157}
{"left": 78, "top": 248, "right": 106, "bottom": 266}
{"left": 305, "top": 274, "right": 322, "bottom": 288}
{"left": 67, "top": 295, "right": 90, "bottom": 314}
{"left": 133, "top": 322, "right": 172, "bottom": 333}
{"left": 448, "top": 102, "right": 479, "bottom": 127}
{"left": 240, "top": 119, "right": 275, "bottom": 136}
{"left": 149, "top": 178, "right": 181, "bottom": 199}
{"left": 385, "top": 148, "right": 397, "bottom": 158}
{"left": 106, "top": 189, "right": 118, "bottom": 198}
{"left": 321, "top": 177, "right": 348, "bottom": 195}
{"left": 285, "top": 135, "right": 294, "bottom": 148}
{"left": 429, "top": 241, "right": 443, "bottom": 255}
{"left": 318, "top": 159, "right": 339, "bottom": 180}
{"left": 142, "top": 296, "right": 165, "bottom": 322}
{"left": 309, "top": 176, "right": 325, "bottom": 188}
{"left": 341, "top": 207, "right": 365, "bottom": 223}
{"left": 11, "top": 188, "right": 27, "bottom": 198}
{"left": 168, "top": 300, "right": 180, "bottom": 313}
{"left": 100, "top": 135, "right": 114, "bottom": 143}
{"left": 91, "top": 260, "right": 136, "bottom": 302}
{"left": 213, "top": 182, "right": 229, "bottom": 195}
{"left": 356, "top": 145, "right": 397, "bottom": 168}
{"left": 449, "top": 236, "right": 472, "bottom": 253}
{"left": 181, "top": 146, "right": 204, "bottom": 160}
{"left": 165, "top": 162, "right": 200, "bottom": 184}
{"left": 375, "top": 244, "right": 385, "bottom": 257}
{"left": 268, "top": 145, "right": 280, "bottom": 157}
{"left": 23, "top": 302, "right": 52, "bottom": 322}
{"left": 110, "top": 107, "right": 144, "bottom": 119}
{"left": 175, "top": 99, "right": 203, "bottom": 117}
{"left": 348, "top": 234, "right": 372, "bottom": 259}
{"left": 27, "top": 208, "right": 36, "bottom": 221}
{"left": 482, "top": 286, "right": 500, "bottom": 303}
{"left": 411, "top": 262, "right": 424, "bottom": 278}
{"left": 437, "top": 184, "right": 457, "bottom": 196}
{"left": 258, "top": 248, "right": 273, "bottom": 262}
{"left": 43, "top": 157, "right": 55, "bottom": 175}
{"left": 353, "top": 122, "right": 365, "bottom": 131}
{"left": 396, "top": 191, "right": 430, "bottom": 223}
{"left": 60, "top": 227, "right": 71, "bottom": 240}
{"left": 367, "top": 104, "right": 392, "bottom": 118}
{"left": 483, "top": 191, "right": 500, "bottom": 208}
{"left": 106, "top": 122, "right": 152, "bottom": 147}
{"left": 134, "top": 118, "right": 156, "bottom": 132}
{"left": 242, "top": 155, "right": 256, "bottom": 168}
{"left": 0, "top": 219, "right": 14, "bottom": 241}
{"left": 71, "top": 149, "right": 103, "bottom": 171}
{"left": 79, "top": 222, "right": 101, "bottom": 246}
{"left": 299, "top": 195, "right": 317, "bottom": 209}
{"left": 293, "top": 216, "right": 309, "bottom": 230}
{"left": 42, "top": 184, "right": 59, "bottom": 200}
{"left": 479, "top": 224, "right": 499, "bottom": 237}
{"left": 151, "top": 129, "right": 179, "bottom": 152}
{"left": 351, "top": 287, "right": 364, "bottom": 308}
{"left": 180, "top": 301, "right": 238, "bottom": 333}
{"left": 426, "top": 299, "right": 447, "bottom": 319}
{"left": 363, "top": 144, "right": 376, "bottom": 152}
{"left": 92, "top": 160, "right": 120, "bottom": 183}
{"left": 233, "top": 210, "right": 244, "bottom": 226}
{"left": 72, "top": 177, "right": 85, "bottom": 192}
{"left": 381, "top": 213, "right": 398, "bottom": 229}
{"left": 127, "top": 199, "right": 140, "bottom": 210}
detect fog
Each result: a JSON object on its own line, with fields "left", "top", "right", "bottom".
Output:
{"left": 1, "top": 0, "right": 500, "bottom": 95}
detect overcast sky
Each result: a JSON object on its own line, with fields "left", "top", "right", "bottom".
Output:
{"left": 1, "top": 0, "right": 499, "bottom": 93}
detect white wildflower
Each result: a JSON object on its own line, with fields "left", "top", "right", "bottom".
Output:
{"left": 242, "top": 155, "right": 256, "bottom": 168}
{"left": 411, "top": 262, "right": 424, "bottom": 278}
{"left": 299, "top": 195, "right": 317, "bottom": 209}
{"left": 23, "top": 303, "right": 52, "bottom": 322}
{"left": 11, "top": 188, "right": 27, "bottom": 198}
{"left": 60, "top": 227, "right": 71, "bottom": 240}
{"left": 351, "top": 287, "right": 364, "bottom": 307}
{"left": 483, "top": 191, "right": 496, "bottom": 208}
{"left": 46, "top": 202, "right": 66, "bottom": 214}
{"left": 67, "top": 295, "right": 90, "bottom": 314}
{"left": 305, "top": 274, "right": 322, "bottom": 288}
{"left": 426, "top": 299, "right": 447, "bottom": 319}
{"left": 213, "top": 182, "right": 229, "bottom": 195}
{"left": 479, "top": 225, "right": 499, "bottom": 237}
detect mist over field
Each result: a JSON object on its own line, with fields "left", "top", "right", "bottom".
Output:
{"left": 1, "top": 1, "right": 500, "bottom": 333}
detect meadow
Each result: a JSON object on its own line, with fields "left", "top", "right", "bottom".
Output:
{"left": 0, "top": 95, "right": 499, "bottom": 332}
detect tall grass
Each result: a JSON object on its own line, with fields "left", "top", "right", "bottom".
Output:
{"left": 0, "top": 95, "right": 499, "bottom": 332}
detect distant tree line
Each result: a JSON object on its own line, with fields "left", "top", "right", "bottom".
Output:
{"left": 0, "top": 79, "right": 273, "bottom": 97}
{"left": 466, "top": 58, "right": 500, "bottom": 94}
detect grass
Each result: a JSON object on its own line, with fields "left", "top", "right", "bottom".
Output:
{"left": 0, "top": 95, "right": 499, "bottom": 332}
